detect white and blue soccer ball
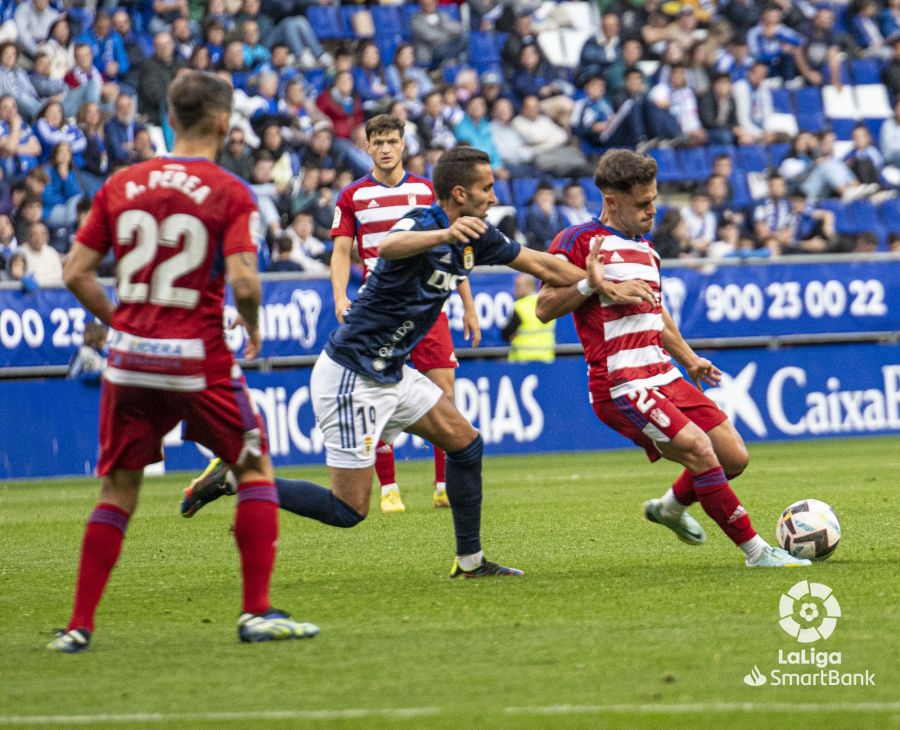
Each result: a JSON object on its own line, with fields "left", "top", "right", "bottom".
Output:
{"left": 776, "top": 499, "right": 841, "bottom": 561}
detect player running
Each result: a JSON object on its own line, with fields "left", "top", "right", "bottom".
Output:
{"left": 49, "top": 71, "right": 319, "bottom": 653}
{"left": 536, "top": 149, "right": 811, "bottom": 568}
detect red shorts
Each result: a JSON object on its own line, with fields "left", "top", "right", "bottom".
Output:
{"left": 410, "top": 312, "right": 458, "bottom": 372}
{"left": 97, "top": 378, "right": 267, "bottom": 475}
{"left": 592, "top": 378, "right": 726, "bottom": 462}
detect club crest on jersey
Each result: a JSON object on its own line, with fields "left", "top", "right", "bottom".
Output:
{"left": 408, "top": 193, "right": 417, "bottom": 206}
{"left": 650, "top": 408, "right": 671, "bottom": 428}
{"left": 332, "top": 207, "right": 341, "bottom": 229}
{"left": 463, "top": 245, "right": 474, "bottom": 269}
{"left": 362, "top": 435, "right": 374, "bottom": 457}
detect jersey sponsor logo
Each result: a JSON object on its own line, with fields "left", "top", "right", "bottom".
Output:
{"left": 438, "top": 252, "right": 451, "bottom": 264}
{"left": 463, "top": 245, "right": 474, "bottom": 269}
{"left": 374, "top": 319, "right": 416, "bottom": 362}
{"left": 427, "top": 269, "right": 467, "bottom": 291}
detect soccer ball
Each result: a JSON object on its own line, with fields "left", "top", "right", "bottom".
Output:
{"left": 776, "top": 499, "right": 841, "bottom": 561}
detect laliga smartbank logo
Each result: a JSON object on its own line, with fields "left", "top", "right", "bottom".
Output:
{"left": 742, "top": 581, "right": 875, "bottom": 688}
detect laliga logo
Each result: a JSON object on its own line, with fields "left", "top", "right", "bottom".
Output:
{"left": 779, "top": 580, "right": 841, "bottom": 643}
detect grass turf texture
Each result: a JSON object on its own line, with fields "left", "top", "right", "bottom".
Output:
{"left": 1, "top": 437, "right": 898, "bottom": 729}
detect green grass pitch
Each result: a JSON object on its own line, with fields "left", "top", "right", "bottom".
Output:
{"left": 1, "top": 437, "right": 898, "bottom": 729}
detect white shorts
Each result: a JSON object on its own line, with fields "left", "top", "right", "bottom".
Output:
{"left": 310, "top": 351, "right": 443, "bottom": 468}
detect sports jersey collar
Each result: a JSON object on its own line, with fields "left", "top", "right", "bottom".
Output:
{"left": 161, "top": 155, "right": 214, "bottom": 163}
{"left": 367, "top": 171, "right": 410, "bottom": 188}
{"left": 429, "top": 203, "right": 450, "bottom": 227}
{"left": 597, "top": 218, "right": 643, "bottom": 242}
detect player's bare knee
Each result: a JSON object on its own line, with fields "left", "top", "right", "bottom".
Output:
{"left": 724, "top": 448, "right": 749, "bottom": 479}
{"left": 687, "top": 433, "right": 718, "bottom": 471}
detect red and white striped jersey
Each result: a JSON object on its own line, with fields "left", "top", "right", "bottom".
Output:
{"left": 548, "top": 220, "right": 680, "bottom": 402}
{"left": 331, "top": 172, "right": 434, "bottom": 278}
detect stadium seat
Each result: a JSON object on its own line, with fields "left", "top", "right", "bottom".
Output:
{"left": 730, "top": 173, "right": 752, "bottom": 207}
{"left": 706, "top": 144, "right": 736, "bottom": 165}
{"left": 303, "top": 69, "right": 326, "bottom": 93}
{"left": 845, "top": 200, "right": 880, "bottom": 231}
{"left": 851, "top": 58, "right": 883, "bottom": 85}
{"left": 493, "top": 178, "right": 512, "bottom": 206}
{"left": 864, "top": 117, "right": 886, "bottom": 142}
{"left": 469, "top": 32, "right": 501, "bottom": 73}
{"left": 797, "top": 111, "right": 827, "bottom": 132}
{"left": 512, "top": 178, "right": 540, "bottom": 208}
{"left": 341, "top": 6, "right": 374, "bottom": 38}
{"left": 793, "top": 87, "right": 824, "bottom": 115}
{"left": 736, "top": 144, "right": 768, "bottom": 172}
{"left": 815, "top": 199, "right": 844, "bottom": 217}
{"left": 370, "top": 6, "right": 406, "bottom": 40}
{"left": 579, "top": 177, "right": 603, "bottom": 205}
{"left": 307, "top": 6, "right": 346, "bottom": 40}
{"left": 442, "top": 64, "right": 463, "bottom": 83}
{"left": 830, "top": 118, "right": 856, "bottom": 140}
{"left": 770, "top": 88, "right": 793, "bottom": 114}
{"left": 823, "top": 84, "right": 860, "bottom": 119}
{"left": 769, "top": 143, "right": 791, "bottom": 167}
{"left": 648, "top": 148, "right": 683, "bottom": 184}
{"left": 677, "top": 147, "right": 711, "bottom": 183}
{"left": 375, "top": 34, "right": 401, "bottom": 65}
{"left": 822, "top": 62, "right": 852, "bottom": 86}
{"left": 878, "top": 198, "right": 900, "bottom": 231}
{"left": 854, "top": 85, "right": 893, "bottom": 118}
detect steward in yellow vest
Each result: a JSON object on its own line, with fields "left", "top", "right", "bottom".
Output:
{"left": 502, "top": 275, "right": 556, "bottom": 363}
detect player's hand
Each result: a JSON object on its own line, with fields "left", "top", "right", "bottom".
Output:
{"left": 446, "top": 216, "right": 487, "bottom": 244}
{"left": 231, "top": 315, "right": 262, "bottom": 360}
{"left": 585, "top": 235, "right": 606, "bottom": 291}
{"left": 598, "top": 279, "right": 656, "bottom": 306}
{"left": 686, "top": 358, "right": 721, "bottom": 389}
{"left": 335, "top": 294, "right": 351, "bottom": 324}
{"left": 463, "top": 308, "right": 482, "bottom": 349}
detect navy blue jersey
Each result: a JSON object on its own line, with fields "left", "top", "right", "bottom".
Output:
{"left": 326, "top": 204, "right": 521, "bottom": 383}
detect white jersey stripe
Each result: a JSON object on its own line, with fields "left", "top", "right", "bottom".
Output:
{"left": 361, "top": 230, "right": 391, "bottom": 250}
{"left": 104, "top": 367, "right": 207, "bottom": 392}
{"left": 352, "top": 182, "right": 434, "bottom": 202}
{"left": 603, "top": 313, "right": 664, "bottom": 340}
{"left": 609, "top": 369, "right": 681, "bottom": 398}
{"left": 607, "top": 344, "right": 671, "bottom": 373}
{"left": 602, "top": 239, "right": 661, "bottom": 258}
{"left": 603, "top": 262, "right": 660, "bottom": 284}
{"left": 355, "top": 204, "right": 428, "bottom": 225}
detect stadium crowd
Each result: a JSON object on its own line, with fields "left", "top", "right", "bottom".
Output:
{"left": 3, "top": 0, "right": 900, "bottom": 289}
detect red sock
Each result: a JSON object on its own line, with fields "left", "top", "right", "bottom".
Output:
{"left": 672, "top": 469, "right": 697, "bottom": 506}
{"left": 692, "top": 467, "right": 757, "bottom": 545}
{"left": 374, "top": 441, "right": 396, "bottom": 486}
{"left": 68, "top": 503, "right": 131, "bottom": 633}
{"left": 434, "top": 446, "right": 446, "bottom": 485}
{"left": 234, "top": 481, "right": 279, "bottom": 615}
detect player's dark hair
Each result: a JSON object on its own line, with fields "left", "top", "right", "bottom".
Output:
{"left": 365, "top": 114, "right": 405, "bottom": 141}
{"left": 593, "top": 149, "right": 658, "bottom": 194}
{"left": 433, "top": 147, "right": 491, "bottom": 200}
{"left": 167, "top": 70, "right": 233, "bottom": 137}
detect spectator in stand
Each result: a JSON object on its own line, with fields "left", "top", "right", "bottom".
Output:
{"left": 732, "top": 61, "right": 776, "bottom": 144}
{"left": 753, "top": 175, "right": 793, "bottom": 251}
{"left": 880, "top": 97, "right": 900, "bottom": 166}
{"left": 523, "top": 182, "right": 564, "bottom": 251}
{"left": 189, "top": 45, "right": 211, "bottom": 71}
{"left": 267, "top": 233, "right": 304, "bottom": 272}
{"left": 883, "top": 0, "right": 900, "bottom": 37}
{"left": 21, "top": 220, "right": 61, "bottom": 284}
{"left": 0, "top": 42, "right": 43, "bottom": 120}
{"left": 649, "top": 63, "right": 707, "bottom": 146}
{"left": 1, "top": 250, "right": 35, "bottom": 288}
{"left": 787, "top": 131, "right": 878, "bottom": 202}
{"left": 13, "top": 0, "right": 59, "bottom": 60}
{"left": 30, "top": 51, "right": 98, "bottom": 119}
{"left": 882, "top": 35, "right": 900, "bottom": 99}
{"left": 0, "top": 213, "right": 17, "bottom": 264}
{"left": 747, "top": 5, "right": 802, "bottom": 79}
{"left": 795, "top": 5, "right": 848, "bottom": 89}
{"left": 266, "top": 5, "right": 330, "bottom": 69}
{"left": 501, "top": 9, "right": 538, "bottom": 79}
{"left": 249, "top": 150, "right": 286, "bottom": 240}
{"left": 204, "top": 0, "right": 234, "bottom": 36}
{"left": 13, "top": 194, "right": 44, "bottom": 244}
{"left": 0, "top": 95, "right": 41, "bottom": 180}
{"left": 386, "top": 42, "right": 434, "bottom": 98}
{"left": 577, "top": 13, "right": 622, "bottom": 87}
{"left": 131, "top": 128, "right": 156, "bottom": 162}
{"left": 680, "top": 191, "right": 717, "bottom": 256}
{"left": 685, "top": 41, "right": 713, "bottom": 97}
{"left": 236, "top": 0, "right": 273, "bottom": 42}
{"left": 75, "top": 102, "right": 107, "bottom": 196}
{"left": 104, "top": 94, "right": 143, "bottom": 168}
{"left": 698, "top": 72, "right": 754, "bottom": 146}
{"left": 854, "top": 0, "right": 894, "bottom": 60}
{"left": 38, "top": 17, "right": 74, "bottom": 83}
{"left": 148, "top": 0, "right": 191, "bottom": 36}
{"left": 316, "top": 71, "right": 363, "bottom": 140}
{"left": 605, "top": 39, "right": 645, "bottom": 98}
{"left": 42, "top": 142, "right": 82, "bottom": 229}
{"left": 489, "top": 97, "right": 537, "bottom": 178}
{"left": 288, "top": 165, "right": 321, "bottom": 218}
{"left": 110, "top": 11, "right": 145, "bottom": 94}
{"left": 33, "top": 100, "right": 87, "bottom": 165}
{"left": 280, "top": 78, "right": 317, "bottom": 147}
{"left": 844, "top": 124, "right": 884, "bottom": 186}
{"left": 387, "top": 100, "right": 422, "bottom": 157}
{"left": 783, "top": 190, "right": 836, "bottom": 254}
{"left": 203, "top": 19, "right": 227, "bottom": 67}
{"left": 248, "top": 71, "right": 286, "bottom": 129}
{"left": 571, "top": 74, "right": 633, "bottom": 148}
{"left": 706, "top": 173, "right": 745, "bottom": 226}
{"left": 453, "top": 95, "right": 507, "bottom": 177}
{"left": 353, "top": 41, "right": 390, "bottom": 114}
{"left": 77, "top": 11, "right": 129, "bottom": 86}
{"left": 257, "top": 43, "right": 302, "bottom": 91}
{"left": 283, "top": 209, "right": 329, "bottom": 273}
{"left": 418, "top": 90, "right": 457, "bottom": 151}
{"left": 512, "top": 44, "right": 574, "bottom": 128}
{"left": 259, "top": 122, "right": 300, "bottom": 188}
{"left": 139, "top": 32, "right": 182, "bottom": 126}
{"left": 239, "top": 19, "right": 269, "bottom": 71}
{"left": 217, "top": 126, "right": 253, "bottom": 180}
{"left": 558, "top": 182, "right": 593, "bottom": 227}
{"left": 717, "top": 31, "right": 755, "bottom": 83}
{"left": 398, "top": 78, "right": 424, "bottom": 119}
{"left": 411, "top": 0, "right": 467, "bottom": 68}
{"left": 221, "top": 40, "right": 252, "bottom": 92}
{"left": 650, "top": 208, "right": 689, "bottom": 260}
{"left": 512, "top": 94, "right": 571, "bottom": 167}
{"left": 65, "top": 44, "right": 116, "bottom": 113}
{"left": 301, "top": 122, "right": 340, "bottom": 187}
{"left": 171, "top": 16, "right": 197, "bottom": 62}
{"left": 323, "top": 45, "right": 354, "bottom": 86}
{"left": 719, "top": 0, "right": 762, "bottom": 36}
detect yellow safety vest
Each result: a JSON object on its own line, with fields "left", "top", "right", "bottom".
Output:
{"left": 508, "top": 294, "right": 556, "bottom": 363}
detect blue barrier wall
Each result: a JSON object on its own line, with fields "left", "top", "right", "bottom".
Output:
{"left": 2, "top": 342, "right": 899, "bottom": 479}
{"left": 2, "top": 258, "right": 899, "bottom": 369}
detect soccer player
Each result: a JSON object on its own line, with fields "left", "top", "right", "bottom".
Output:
{"left": 536, "top": 149, "right": 811, "bottom": 568}
{"left": 48, "top": 71, "right": 320, "bottom": 653}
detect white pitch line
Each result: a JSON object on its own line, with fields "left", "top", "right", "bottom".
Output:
{"left": 2, "top": 703, "right": 899, "bottom": 725}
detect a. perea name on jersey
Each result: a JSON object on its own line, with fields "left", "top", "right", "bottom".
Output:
{"left": 124, "top": 165, "right": 212, "bottom": 205}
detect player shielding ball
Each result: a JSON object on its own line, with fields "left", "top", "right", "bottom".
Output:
{"left": 537, "top": 149, "right": 810, "bottom": 568}
{"left": 49, "top": 71, "right": 319, "bottom": 653}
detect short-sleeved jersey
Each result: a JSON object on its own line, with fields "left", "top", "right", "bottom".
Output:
{"left": 331, "top": 172, "right": 435, "bottom": 278}
{"left": 76, "top": 157, "right": 261, "bottom": 391}
{"left": 327, "top": 203, "right": 521, "bottom": 383}
{"left": 548, "top": 220, "right": 680, "bottom": 402}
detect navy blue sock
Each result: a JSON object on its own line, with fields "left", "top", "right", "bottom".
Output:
{"left": 445, "top": 434, "right": 484, "bottom": 556}
{"left": 274, "top": 478, "right": 364, "bottom": 528}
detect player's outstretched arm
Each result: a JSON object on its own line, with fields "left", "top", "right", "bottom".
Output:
{"left": 330, "top": 235, "right": 354, "bottom": 324}
{"left": 457, "top": 277, "right": 481, "bottom": 348}
{"left": 63, "top": 242, "right": 116, "bottom": 326}
{"left": 226, "top": 251, "right": 263, "bottom": 360}
{"left": 379, "top": 216, "right": 487, "bottom": 259}
{"left": 507, "top": 246, "right": 584, "bottom": 288}
{"left": 661, "top": 307, "right": 721, "bottom": 388}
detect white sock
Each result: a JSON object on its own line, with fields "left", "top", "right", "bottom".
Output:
{"left": 457, "top": 550, "right": 484, "bottom": 571}
{"left": 740, "top": 535, "right": 768, "bottom": 563}
{"left": 659, "top": 488, "right": 686, "bottom": 521}
{"left": 225, "top": 470, "right": 238, "bottom": 489}
{"left": 381, "top": 483, "right": 399, "bottom": 497}
{"left": 435, "top": 482, "right": 446, "bottom": 493}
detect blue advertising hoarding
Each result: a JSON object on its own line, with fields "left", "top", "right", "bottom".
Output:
{"left": 2, "top": 342, "right": 899, "bottom": 480}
